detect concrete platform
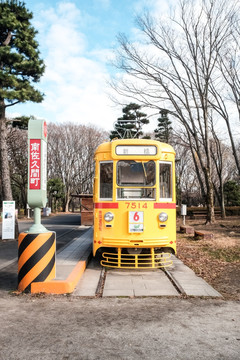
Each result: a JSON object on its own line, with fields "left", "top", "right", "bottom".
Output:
{"left": 31, "top": 227, "right": 93, "bottom": 294}
{"left": 55, "top": 228, "right": 92, "bottom": 279}
{"left": 167, "top": 256, "right": 222, "bottom": 297}
{"left": 73, "top": 259, "right": 102, "bottom": 296}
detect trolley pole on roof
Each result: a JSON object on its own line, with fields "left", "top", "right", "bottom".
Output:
{"left": 18, "top": 119, "right": 56, "bottom": 293}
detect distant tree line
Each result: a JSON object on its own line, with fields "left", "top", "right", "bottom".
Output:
{"left": 0, "top": 121, "right": 108, "bottom": 213}
{"left": 1, "top": 103, "right": 240, "bottom": 217}
{"left": 47, "top": 123, "right": 108, "bottom": 212}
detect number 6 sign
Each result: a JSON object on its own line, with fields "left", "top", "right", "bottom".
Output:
{"left": 129, "top": 211, "right": 143, "bottom": 223}
{"left": 129, "top": 211, "right": 144, "bottom": 232}
{"left": 134, "top": 212, "right": 140, "bottom": 221}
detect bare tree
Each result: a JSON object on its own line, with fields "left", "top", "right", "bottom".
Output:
{"left": 173, "top": 131, "right": 205, "bottom": 206}
{"left": 208, "top": 112, "right": 236, "bottom": 218}
{"left": 111, "top": 0, "right": 239, "bottom": 223}
{"left": 209, "top": 27, "right": 240, "bottom": 175}
{"left": 47, "top": 123, "right": 107, "bottom": 212}
{"left": 8, "top": 126, "right": 28, "bottom": 211}
{"left": 0, "top": 109, "right": 12, "bottom": 201}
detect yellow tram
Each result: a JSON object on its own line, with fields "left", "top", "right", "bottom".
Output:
{"left": 93, "top": 139, "right": 176, "bottom": 268}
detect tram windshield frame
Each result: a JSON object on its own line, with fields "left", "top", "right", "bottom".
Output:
{"left": 98, "top": 159, "right": 173, "bottom": 202}
{"left": 116, "top": 160, "right": 156, "bottom": 200}
{"left": 117, "top": 160, "right": 156, "bottom": 187}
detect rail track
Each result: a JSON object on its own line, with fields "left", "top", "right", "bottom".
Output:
{"left": 74, "top": 255, "right": 222, "bottom": 298}
{"left": 94, "top": 265, "right": 187, "bottom": 298}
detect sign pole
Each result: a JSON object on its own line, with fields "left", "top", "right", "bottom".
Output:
{"left": 181, "top": 204, "right": 187, "bottom": 225}
{"left": 18, "top": 119, "right": 56, "bottom": 293}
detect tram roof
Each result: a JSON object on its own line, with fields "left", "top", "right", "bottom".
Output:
{"left": 95, "top": 138, "right": 175, "bottom": 157}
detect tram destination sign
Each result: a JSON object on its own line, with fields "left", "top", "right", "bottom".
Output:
{"left": 116, "top": 145, "right": 157, "bottom": 156}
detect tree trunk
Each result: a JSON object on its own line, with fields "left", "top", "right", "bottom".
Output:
{"left": 0, "top": 101, "right": 13, "bottom": 201}
{"left": 64, "top": 192, "right": 70, "bottom": 212}
{"left": 0, "top": 100, "right": 19, "bottom": 239}
{"left": 205, "top": 171, "right": 215, "bottom": 224}
{"left": 224, "top": 117, "right": 240, "bottom": 176}
{"left": 220, "top": 180, "right": 226, "bottom": 219}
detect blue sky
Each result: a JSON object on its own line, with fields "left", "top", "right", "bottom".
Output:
{"left": 7, "top": 0, "right": 169, "bottom": 131}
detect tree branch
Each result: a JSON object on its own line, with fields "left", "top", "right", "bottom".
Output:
{"left": 2, "top": 31, "right": 12, "bottom": 46}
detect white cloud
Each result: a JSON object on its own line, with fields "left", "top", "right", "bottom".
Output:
{"left": 32, "top": 1, "right": 119, "bottom": 130}
{"left": 7, "top": 0, "right": 167, "bottom": 132}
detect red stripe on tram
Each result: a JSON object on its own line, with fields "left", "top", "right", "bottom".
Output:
{"left": 95, "top": 203, "right": 119, "bottom": 209}
{"left": 154, "top": 203, "right": 176, "bottom": 209}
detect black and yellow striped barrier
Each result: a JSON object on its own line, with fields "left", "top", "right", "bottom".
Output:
{"left": 18, "top": 232, "right": 56, "bottom": 292}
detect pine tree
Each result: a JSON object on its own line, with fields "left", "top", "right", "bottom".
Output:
{"left": 154, "top": 110, "right": 172, "bottom": 143}
{"left": 223, "top": 180, "right": 240, "bottom": 206}
{"left": 110, "top": 103, "right": 149, "bottom": 140}
{"left": 11, "top": 115, "right": 33, "bottom": 130}
{"left": 0, "top": 0, "right": 45, "bottom": 201}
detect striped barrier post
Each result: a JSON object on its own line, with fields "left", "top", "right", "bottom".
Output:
{"left": 18, "top": 232, "right": 56, "bottom": 292}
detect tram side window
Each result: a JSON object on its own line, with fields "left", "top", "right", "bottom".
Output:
{"left": 100, "top": 162, "right": 113, "bottom": 199}
{"left": 159, "top": 162, "right": 172, "bottom": 200}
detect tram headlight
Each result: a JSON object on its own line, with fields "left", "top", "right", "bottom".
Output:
{"left": 158, "top": 212, "right": 168, "bottom": 222}
{"left": 104, "top": 212, "right": 114, "bottom": 222}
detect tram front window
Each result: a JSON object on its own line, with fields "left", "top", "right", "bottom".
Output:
{"left": 117, "top": 160, "right": 155, "bottom": 199}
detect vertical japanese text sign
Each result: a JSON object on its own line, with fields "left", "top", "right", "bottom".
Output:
{"left": 28, "top": 119, "right": 48, "bottom": 208}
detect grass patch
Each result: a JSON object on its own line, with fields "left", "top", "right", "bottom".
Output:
{"left": 202, "top": 246, "right": 240, "bottom": 262}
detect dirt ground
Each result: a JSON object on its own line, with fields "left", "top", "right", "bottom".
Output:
{"left": 177, "top": 216, "right": 240, "bottom": 300}
{"left": 0, "top": 295, "right": 239, "bottom": 360}
{"left": 0, "top": 216, "right": 240, "bottom": 359}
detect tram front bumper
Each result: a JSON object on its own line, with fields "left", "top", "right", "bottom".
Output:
{"left": 100, "top": 248, "right": 173, "bottom": 269}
